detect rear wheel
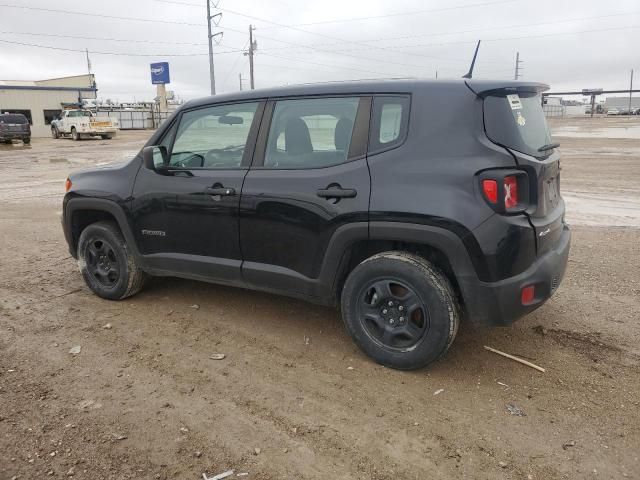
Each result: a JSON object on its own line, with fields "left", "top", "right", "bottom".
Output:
{"left": 101, "top": 134, "right": 113, "bottom": 140}
{"left": 341, "top": 251, "right": 460, "bottom": 370}
{"left": 23, "top": 137, "right": 30, "bottom": 144}
{"left": 71, "top": 127, "right": 80, "bottom": 141}
{"left": 77, "top": 221, "right": 146, "bottom": 300}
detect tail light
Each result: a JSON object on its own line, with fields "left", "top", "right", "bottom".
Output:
{"left": 479, "top": 170, "right": 528, "bottom": 213}
{"left": 503, "top": 176, "right": 518, "bottom": 209}
{"left": 481, "top": 180, "right": 498, "bottom": 204}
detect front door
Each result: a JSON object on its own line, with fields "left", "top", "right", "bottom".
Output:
{"left": 131, "top": 100, "right": 264, "bottom": 284}
{"left": 240, "top": 96, "right": 371, "bottom": 299}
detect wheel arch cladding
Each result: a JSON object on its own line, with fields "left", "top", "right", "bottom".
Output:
{"left": 65, "top": 198, "right": 139, "bottom": 259}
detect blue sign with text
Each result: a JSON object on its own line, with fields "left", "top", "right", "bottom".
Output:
{"left": 150, "top": 62, "right": 170, "bottom": 84}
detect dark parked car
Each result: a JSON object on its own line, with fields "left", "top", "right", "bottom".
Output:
{"left": 62, "top": 79, "right": 570, "bottom": 369}
{"left": 0, "top": 113, "right": 31, "bottom": 144}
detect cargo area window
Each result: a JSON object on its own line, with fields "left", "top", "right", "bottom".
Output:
{"left": 484, "top": 91, "right": 553, "bottom": 158}
{"left": 0, "top": 109, "right": 32, "bottom": 125}
{"left": 369, "top": 95, "right": 410, "bottom": 154}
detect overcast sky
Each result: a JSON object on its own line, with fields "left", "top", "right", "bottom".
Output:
{"left": 1, "top": 0, "right": 639, "bottom": 102}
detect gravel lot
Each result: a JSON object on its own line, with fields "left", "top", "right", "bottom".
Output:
{"left": 1, "top": 117, "right": 639, "bottom": 480}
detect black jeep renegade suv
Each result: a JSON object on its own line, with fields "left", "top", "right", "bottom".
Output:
{"left": 62, "top": 79, "right": 570, "bottom": 369}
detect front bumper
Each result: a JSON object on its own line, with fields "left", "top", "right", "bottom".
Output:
{"left": 459, "top": 224, "right": 571, "bottom": 326}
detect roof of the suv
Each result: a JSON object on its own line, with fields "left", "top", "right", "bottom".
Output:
{"left": 183, "top": 78, "right": 549, "bottom": 108}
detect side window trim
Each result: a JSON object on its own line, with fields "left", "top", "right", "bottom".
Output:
{"left": 368, "top": 94, "right": 411, "bottom": 156}
{"left": 161, "top": 100, "right": 266, "bottom": 170}
{"left": 250, "top": 95, "right": 370, "bottom": 170}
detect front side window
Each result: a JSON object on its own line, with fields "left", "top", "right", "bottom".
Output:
{"left": 264, "top": 97, "right": 360, "bottom": 169}
{"left": 169, "top": 102, "right": 259, "bottom": 169}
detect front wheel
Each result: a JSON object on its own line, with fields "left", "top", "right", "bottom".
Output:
{"left": 71, "top": 127, "right": 80, "bottom": 141}
{"left": 51, "top": 127, "right": 60, "bottom": 139}
{"left": 341, "top": 251, "right": 460, "bottom": 370}
{"left": 23, "top": 137, "right": 30, "bottom": 144}
{"left": 77, "top": 221, "right": 146, "bottom": 300}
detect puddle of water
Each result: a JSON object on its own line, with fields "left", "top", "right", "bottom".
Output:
{"left": 564, "top": 191, "right": 640, "bottom": 227}
{"left": 552, "top": 124, "right": 640, "bottom": 139}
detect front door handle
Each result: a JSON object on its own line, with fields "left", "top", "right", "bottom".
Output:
{"left": 206, "top": 186, "right": 236, "bottom": 196}
{"left": 317, "top": 187, "right": 357, "bottom": 199}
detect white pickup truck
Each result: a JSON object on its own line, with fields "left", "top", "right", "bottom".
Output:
{"left": 51, "top": 110, "right": 119, "bottom": 140}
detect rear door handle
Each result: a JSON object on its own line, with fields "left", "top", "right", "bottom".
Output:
{"left": 317, "top": 187, "right": 357, "bottom": 199}
{"left": 206, "top": 186, "right": 236, "bottom": 196}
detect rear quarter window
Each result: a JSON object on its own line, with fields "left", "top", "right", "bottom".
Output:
{"left": 484, "top": 92, "right": 552, "bottom": 158}
{"left": 369, "top": 95, "right": 410, "bottom": 154}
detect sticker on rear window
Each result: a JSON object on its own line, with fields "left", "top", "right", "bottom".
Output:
{"left": 507, "top": 94, "right": 523, "bottom": 110}
{"left": 516, "top": 111, "right": 526, "bottom": 127}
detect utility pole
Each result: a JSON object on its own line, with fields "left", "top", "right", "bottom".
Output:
{"left": 514, "top": 52, "right": 523, "bottom": 80}
{"left": 245, "top": 25, "right": 257, "bottom": 90}
{"left": 629, "top": 69, "right": 634, "bottom": 114}
{"left": 239, "top": 73, "right": 243, "bottom": 91}
{"left": 435, "top": 70, "right": 438, "bottom": 79}
{"left": 206, "top": 1, "right": 223, "bottom": 95}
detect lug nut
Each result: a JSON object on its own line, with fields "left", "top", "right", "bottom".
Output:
{"left": 382, "top": 309, "right": 388, "bottom": 314}
{"left": 388, "top": 301, "right": 394, "bottom": 306}
{"left": 399, "top": 316, "right": 405, "bottom": 322}
{"left": 389, "top": 319, "right": 395, "bottom": 324}
{"left": 398, "top": 306, "right": 404, "bottom": 311}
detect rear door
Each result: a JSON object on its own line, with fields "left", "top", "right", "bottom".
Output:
{"left": 239, "top": 95, "right": 371, "bottom": 298}
{"left": 483, "top": 89, "right": 564, "bottom": 255}
{"left": 131, "top": 100, "right": 264, "bottom": 283}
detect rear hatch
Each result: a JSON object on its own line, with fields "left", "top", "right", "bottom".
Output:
{"left": 0, "top": 114, "right": 30, "bottom": 135}
{"left": 467, "top": 80, "right": 564, "bottom": 256}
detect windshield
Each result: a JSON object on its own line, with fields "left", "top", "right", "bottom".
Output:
{"left": 0, "top": 114, "right": 28, "bottom": 124}
{"left": 484, "top": 91, "right": 552, "bottom": 158}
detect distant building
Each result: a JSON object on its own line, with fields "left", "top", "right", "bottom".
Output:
{"left": 0, "top": 74, "right": 97, "bottom": 137}
{"left": 605, "top": 96, "right": 640, "bottom": 111}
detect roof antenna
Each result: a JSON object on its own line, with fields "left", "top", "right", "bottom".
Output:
{"left": 462, "top": 40, "right": 481, "bottom": 79}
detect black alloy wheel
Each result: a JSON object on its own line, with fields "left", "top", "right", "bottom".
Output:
{"left": 357, "top": 278, "right": 429, "bottom": 351}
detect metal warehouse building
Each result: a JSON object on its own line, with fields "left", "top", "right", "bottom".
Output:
{"left": 0, "top": 74, "right": 97, "bottom": 137}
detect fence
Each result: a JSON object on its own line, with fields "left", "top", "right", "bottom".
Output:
{"left": 96, "top": 108, "right": 170, "bottom": 130}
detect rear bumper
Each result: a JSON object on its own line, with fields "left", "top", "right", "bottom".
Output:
{"left": 459, "top": 224, "right": 571, "bottom": 326}
{"left": 0, "top": 133, "right": 29, "bottom": 140}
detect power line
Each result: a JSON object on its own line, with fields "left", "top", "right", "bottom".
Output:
{"left": 258, "top": 23, "right": 640, "bottom": 57}
{"left": 155, "top": 0, "right": 520, "bottom": 28}
{"left": 258, "top": 11, "right": 639, "bottom": 54}
{"left": 0, "top": 2, "right": 205, "bottom": 26}
{"left": 0, "top": 38, "right": 242, "bottom": 56}
{"left": 0, "top": 30, "right": 208, "bottom": 46}
{"left": 153, "top": 0, "right": 486, "bottom": 65}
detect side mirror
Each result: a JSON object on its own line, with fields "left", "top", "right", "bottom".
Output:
{"left": 142, "top": 145, "right": 168, "bottom": 171}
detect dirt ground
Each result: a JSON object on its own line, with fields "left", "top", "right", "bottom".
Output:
{"left": 1, "top": 117, "right": 639, "bottom": 480}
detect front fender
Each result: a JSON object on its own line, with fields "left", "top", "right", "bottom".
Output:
{"left": 63, "top": 197, "right": 140, "bottom": 259}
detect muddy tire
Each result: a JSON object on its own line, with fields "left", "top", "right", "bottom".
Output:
{"left": 71, "top": 127, "right": 80, "bottom": 141}
{"left": 341, "top": 251, "right": 460, "bottom": 370}
{"left": 77, "top": 221, "right": 146, "bottom": 300}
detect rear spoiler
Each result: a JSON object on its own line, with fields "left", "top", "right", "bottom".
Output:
{"left": 465, "top": 80, "right": 549, "bottom": 98}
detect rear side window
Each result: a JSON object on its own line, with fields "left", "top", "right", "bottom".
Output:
{"left": 484, "top": 91, "right": 552, "bottom": 158}
{"left": 369, "top": 95, "right": 410, "bottom": 154}
{"left": 264, "top": 97, "right": 360, "bottom": 169}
